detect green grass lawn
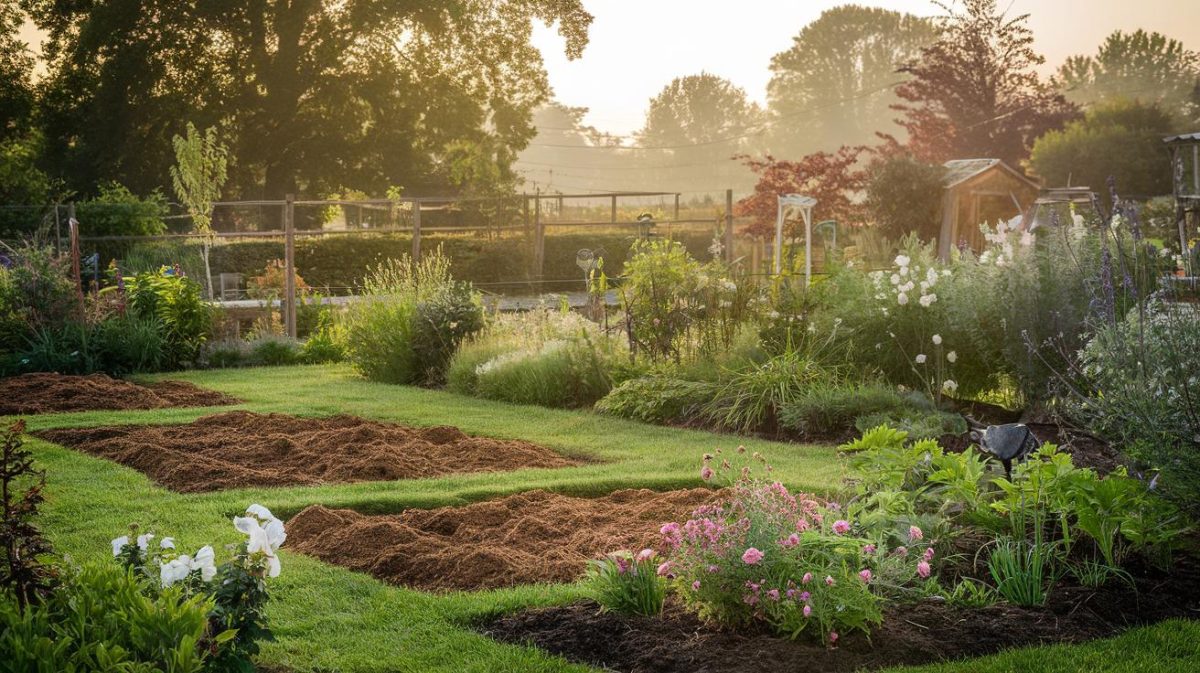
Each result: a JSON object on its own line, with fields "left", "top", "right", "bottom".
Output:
{"left": 14, "top": 364, "right": 1200, "bottom": 672}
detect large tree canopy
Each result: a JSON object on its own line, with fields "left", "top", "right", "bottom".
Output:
{"left": 891, "top": 0, "right": 1077, "bottom": 166}
{"left": 766, "top": 5, "right": 937, "bottom": 157}
{"left": 0, "top": 4, "right": 34, "bottom": 141}
{"left": 23, "top": 0, "right": 592, "bottom": 204}
{"left": 1057, "top": 30, "right": 1200, "bottom": 122}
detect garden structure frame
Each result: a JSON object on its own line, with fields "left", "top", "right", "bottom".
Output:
{"left": 1166, "top": 132, "right": 1200, "bottom": 263}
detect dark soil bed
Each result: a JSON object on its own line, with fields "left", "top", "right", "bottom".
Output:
{"left": 286, "top": 488, "right": 717, "bottom": 592}
{"left": 0, "top": 373, "right": 238, "bottom": 415}
{"left": 36, "top": 411, "right": 579, "bottom": 492}
{"left": 939, "top": 421, "right": 1124, "bottom": 474}
{"left": 482, "top": 554, "right": 1200, "bottom": 673}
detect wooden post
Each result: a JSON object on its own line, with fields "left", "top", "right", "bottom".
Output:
{"left": 534, "top": 191, "right": 545, "bottom": 279}
{"left": 284, "top": 194, "right": 297, "bottom": 339}
{"left": 674, "top": 193, "right": 680, "bottom": 222}
{"left": 412, "top": 199, "right": 422, "bottom": 262}
{"left": 611, "top": 195, "right": 617, "bottom": 224}
{"left": 54, "top": 203, "right": 62, "bottom": 254}
{"left": 725, "top": 189, "right": 735, "bottom": 264}
{"left": 522, "top": 193, "right": 530, "bottom": 237}
{"left": 68, "top": 203, "right": 84, "bottom": 316}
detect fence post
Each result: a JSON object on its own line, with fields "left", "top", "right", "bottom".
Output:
{"left": 68, "top": 202, "right": 84, "bottom": 316}
{"left": 284, "top": 194, "right": 297, "bottom": 339}
{"left": 611, "top": 195, "right": 617, "bottom": 224}
{"left": 674, "top": 193, "right": 680, "bottom": 222}
{"left": 412, "top": 198, "right": 422, "bottom": 262}
{"left": 534, "top": 191, "right": 544, "bottom": 280}
{"left": 725, "top": 189, "right": 735, "bottom": 264}
{"left": 522, "top": 193, "right": 530, "bottom": 237}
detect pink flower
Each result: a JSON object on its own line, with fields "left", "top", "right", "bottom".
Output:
{"left": 659, "top": 522, "right": 680, "bottom": 536}
{"left": 767, "top": 589, "right": 780, "bottom": 601}
{"left": 894, "top": 546, "right": 908, "bottom": 558}
{"left": 743, "top": 593, "right": 759, "bottom": 606}
{"left": 858, "top": 569, "right": 872, "bottom": 583}
{"left": 786, "top": 588, "right": 797, "bottom": 599}
{"left": 742, "top": 548, "right": 764, "bottom": 565}
{"left": 781, "top": 533, "right": 800, "bottom": 548}
{"left": 799, "top": 591, "right": 810, "bottom": 602}
{"left": 700, "top": 466, "right": 715, "bottom": 481}
{"left": 909, "top": 525, "right": 924, "bottom": 541}
{"left": 830, "top": 631, "right": 839, "bottom": 645}
{"left": 615, "top": 557, "right": 630, "bottom": 574}
{"left": 802, "top": 572, "right": 813, "bottom": 585}
{"left": 863, "top": 544, "right": 876, "bottom": 555}
{"left": 917, "top": 560, "right": 931, "bottom": 578}
{"left": 707, "top": 564, "right": 720, "bottom": 573}
{"left": 924, "top": 547, "right": 935, "bottom": 562}
{"left": 825, "top": 575, "right": 835, "bottom": 586}
{"left": 692, "top": 580, "right": 701, "bottom": 591}
{"left": 656, "top": 561, "right": 672, "bottom": 576}
{"left": 831, "top": 520, "right": 851, "bottom": 535}
{"left": 636, "top": 549, "right": 655, "bottom": 562}
{"left": 803, "top": 604, "right": 812, "bottom": 617}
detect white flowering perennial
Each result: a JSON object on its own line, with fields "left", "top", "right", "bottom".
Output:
{"left": 111, "top": 503, "right": 286, "bottom": 587}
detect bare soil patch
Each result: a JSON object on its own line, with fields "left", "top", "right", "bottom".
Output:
{"left": 0, "top": 373, "right": 238, "bottom": 415}
{"left": 286, "top": 488, "right": 717, "bottom": 592}
{"left": 482, "top": 554, "right": 1200, "bottom": 673}
{"left": 36, "top": 411, "right": 578, "bottom": 492}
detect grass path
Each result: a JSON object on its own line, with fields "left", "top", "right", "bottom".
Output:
{"left": 14, "top": 364, "right": 1200, "bottom": 672}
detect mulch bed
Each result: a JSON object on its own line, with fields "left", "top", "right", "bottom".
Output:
{"left": 482, "top": 554, "right": 1200, "bottom": 673}
{"left": 286, "top": 488, "right": 717, "bottom": 592}
{"left": 0, "top": 372, "right": 238, "bottom": 415}
{"left": 939, "top": 420, "right": 1125, "bottom": 475}
{"left": 36, "top": 411, "right": 579, "bottom": 493}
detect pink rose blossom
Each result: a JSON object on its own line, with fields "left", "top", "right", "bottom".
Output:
{"left": 917, "top": 560, "right": 931, "bottom": 578}
{"left": 831, "top": 520, "right": 851, "bottom": 535}
{"left": 742, "top": 547, "right": 765, "bottom": 565}
{"left": 909, "top": 525, "right": 924, "bottom": 541}
{"left": 802, "top": 572, "right": 813, "bottom": 585}
{"left": 858, "top": 569, "right": 873, "bottom": 583}
{"left": 803, "top": 604, "right": 812, "bottom": 617}
{"left": 825, "top": 575, "right": 835, "bottom": 586}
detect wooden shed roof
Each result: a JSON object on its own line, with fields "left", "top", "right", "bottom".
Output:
{"left": 942, "top": 158, "right": 1039, "bottom": 190}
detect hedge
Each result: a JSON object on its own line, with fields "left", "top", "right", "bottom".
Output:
{"left": 89, "top": 229, "right": 718, "bottom": 294}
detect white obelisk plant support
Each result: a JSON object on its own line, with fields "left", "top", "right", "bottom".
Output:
{"left": 775, "top": 194, "right": 817, "bottom": 286}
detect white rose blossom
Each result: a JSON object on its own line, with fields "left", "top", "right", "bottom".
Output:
{"left": 234, "top": 504, "right": 287, "bottom": 578}
{"left": 942, "top": 379, "right": 959, "bottom": 394}
{"left": 947, "top": 350, "right": 958, "bottom": 363}
{"left": 915, "top": 354, "right": 927, "bottom": 364}
{"left": 932, "top": 334, "right": 942, "bottom": 345}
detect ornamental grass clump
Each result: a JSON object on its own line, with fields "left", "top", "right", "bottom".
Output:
{"left": 587, "top": 548, "right": 667, "bottom": 616}
{"left": 660, "top": 448, "right": 933, "bottom": 645}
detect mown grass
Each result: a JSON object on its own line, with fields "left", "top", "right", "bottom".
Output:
{"left": 13, "top": 363, "right": 1200, "bottom": 672}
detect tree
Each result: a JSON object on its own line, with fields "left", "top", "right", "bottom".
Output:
{"left": 1029, "top": 99, "right": 1176, "bottom": 204}
{"left": 865, "top": 155, "right": 946, "bottom": 241}
{"left": 26, "top": 1, "right": 593, "bottom": 202}
{"left": 638, "top": 73, "right": 764, "bottom": 192}
{"left": 1057, "top": 30, "right": 1200, "bottom": 121}
{"left": 0, "top": 4, "right": 34, "bottom": 142}
{"left": 735, "top": 147, "right": 867, "bottom": 238}
{"left": 767, "top": 5, "right": 938, "bottom": 157}
{"left": 171, "top": 122, "right": 228, "bottom": 299}
{"left": 891, "top": 0, "right": 1077, "bottom": 165}
{"left": 76, "top": 183, "right": 169, "bottom": 237}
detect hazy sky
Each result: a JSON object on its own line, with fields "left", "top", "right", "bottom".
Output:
{"left": 533, "top": 0, "right": 1200, "bottom": 136}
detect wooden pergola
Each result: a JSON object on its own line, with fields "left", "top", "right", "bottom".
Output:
{"left": 1166, "top": 132, "right": 1200, "bottom": 257}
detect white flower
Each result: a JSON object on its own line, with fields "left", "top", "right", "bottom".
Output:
{"left": 235, "top": 504, "right": 287, "bottom": 578}
{"left": 160, "top": 537, "right": 176, "bottom": 550}
{"left": 925, "top": 268, "right": 939, "bottom": 284}
{"left": 932, "top": 334, "right": 942, "bottom": 345}
{"left": 947, "top": 350, "right": 958, "bottom": 363}
{"left": 979, "top": 251, "right": 992, "bottom": 264}
{"left": 767, "top": 310, "right": 780, "bottom": 319}
{"left": 897, "top": 293, "right": 909, "bottom": 306}
{"left": 942, "top": 379, "right": 959, "bottom": 394}
{"left": 919, "top": 293, "right": 937, "bottom": 307}
{"left": 192, "top": 545, "right": 218, "bottom": 582}
{"left": 900, "top": 281, "right": 915, "bottom": 293}
{"left": 890, "top": 274, "right": 900, "bottom": 286}
{"left": 137, "top": 534, "right": 155, "bottom": 551}
{"left": 875, "top": 343, "right": 882, "bottom": 350}
{"left": 916, "top": 354, "right": 928, "bottom": 364}
{"left": 721, "top": 280, "right": 737, "bottom": 292}
{"left": 895, "top": 255, "right": 911, "bottom": 268}
{"left": 160, "top": 555, "right": 193, "bottom": 587}
{"left": 1020, "top": 231, "right": 1034, "bottom": 247}
{"left": 111, "top": 535, "right": 130, "bottom": 557}
{"left": 996, "top": 256, "right": 1007, "bottom": 267}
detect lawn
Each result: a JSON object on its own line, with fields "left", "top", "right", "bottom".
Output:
{"left": 15, "top": 363, "right": 1200, "bottom": 672}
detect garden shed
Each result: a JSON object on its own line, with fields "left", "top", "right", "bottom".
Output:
{"left": 938, "top": 159, "right": 1040, "bottom": 260}
{"left": 1166, "top": 132, "right": 1200, "bottom": 254}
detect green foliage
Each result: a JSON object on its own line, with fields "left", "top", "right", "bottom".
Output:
{"left": 248, "top": 337, "right": 302, "bottom": 367}
{"left": 127, "top": 268, "right": 210, "bottom": 369}
{"left": 0, "top": 562, "right": 211, "bottom": 673}
{"left": 1029, "top": 99, "right": 1176, "bottom": 206}
{"left": 987, "top": 537, "right": 1051, "bottom": 607}
{"left": 343, "top": 250, "right": 477, "bottom": 385}
{"left": 778, "top": 383, "right": 920, "bottom": 439}
{"left": 0, "top": 420, "right": 54, "bottom": 613}
{"left": 865, "top": 155, "right": 946, "bottom": 241}
{"left": 594, "top": 376, "right": 713, "bottom": 425}
{"left": 12, "top": 324, "right": 96, "bottom": 375}
{"left": 0, "top": 243, "right": 78, "bottom": 352}
{"left": 90, "top": 315, "right": 166, "bottom": 376}
{"left": 702, "top": 351, "right": 833, "bottom": 434}
{"left": 0, "top": 136, "right": 55, "bottom": 238}
{"left": 298, "top": 309, "right": 347, "bottom": 364}
{"left": 586, "top": 550, "right": 667, "bottom": 617}
{"left": 76, "top": 182, "right": 169, "bottom": 237}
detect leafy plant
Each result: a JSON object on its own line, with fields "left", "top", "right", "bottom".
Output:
{"left": 587, "top": 549, "right": 667, "bottom": 616}
{"left": 702, "top": 350, "right": 834, "bottom": 434}
{"left": 595, "top": 375, "right": 713, "bottom": 424}
{"left": 127, "top": 267, "right": 210, "bottom": 369}
{"left": 987, "top": 537, "right": 1051, "bottom": 607}
{"left": 410, "top": 281, "right": 484, "bottom": 385}
{"left": 0, "top": 421, "right": 54, "bottom": 613}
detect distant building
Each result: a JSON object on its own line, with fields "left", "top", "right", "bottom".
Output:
{"left": 938, "top": 159, "right": 1040, "bottom": 260}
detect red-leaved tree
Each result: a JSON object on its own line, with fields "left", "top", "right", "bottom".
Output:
{"left": 891, "top": 0, "right": 1077, "bottom": 165}
{"left": 735, "top": 147, "right": 867, "bottom": 238}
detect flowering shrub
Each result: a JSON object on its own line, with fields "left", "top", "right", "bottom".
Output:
{"left": 586, "top": 548, "right": 667, "bottom": 616}
{"left": 111, "top": 503, "right": 286, "bottom": 672}
{"left": 661, "top": 449, "right": 933, "bottom": 645}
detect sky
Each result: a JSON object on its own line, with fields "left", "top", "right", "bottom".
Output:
{"left": 532, "top": 0, "right": 1200, "bottom": 136}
